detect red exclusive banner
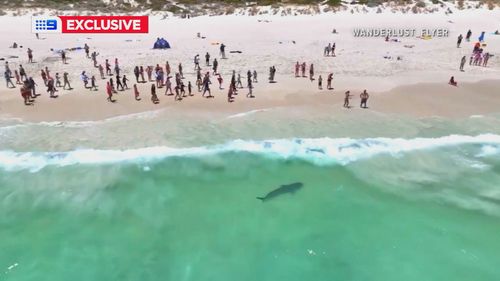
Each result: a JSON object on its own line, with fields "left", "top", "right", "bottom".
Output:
{"left": 59, "top": 16, "right": 149, "bottom": 33}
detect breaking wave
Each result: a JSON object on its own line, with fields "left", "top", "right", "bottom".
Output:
{"left": 1, "top": 134, "right": 500, "bottom": 172}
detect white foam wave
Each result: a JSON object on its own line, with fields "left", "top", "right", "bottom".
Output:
{"left": 226, "top": 108, "right": 271, "bottom": 119}
{"left": 1, "top": 134, "right": 500, "bottom": 172}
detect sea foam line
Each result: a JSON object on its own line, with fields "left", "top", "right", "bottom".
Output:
{"left": 1, "top": 134, "right": 500, "bottom": 172}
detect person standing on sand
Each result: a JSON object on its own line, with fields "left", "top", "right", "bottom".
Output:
{"left": 466, "top": 29, "right": 472, "bottom": 42}
{"left": 4, "top": 71, "right": 15, "bottom": 88}
{"left": 483, "top": 52, "right": 490, "bottom": 67}
{"left": 166, "top": 61, "right": 171, "bottom": 77}
{"left": 91, "top": 52, "right": 99, "bottom": 67}
{"left": 202, "top": 72, "right": 213, "bottom": 98}
{"left": 47, "top": 78, "right": 57, "bottom": 98}
{"left": 28, "top": 77, "right": 38, "bottom": 98}
{"left": 309, "top": 64, "right": 314, "bottom": 81}
{"left": 81, "top": 71, "right": 89, "bottom": 89}
{"left": 331, "top": 43, "right": 336, "bottom": 56}
{"left": 21, "top": 81, "right": 33, "bottom": 105}
{"left": 205, "top": 52, "right": 210, "bottom": 66}
{"left": 213, "top": 59, "right": 218, "bottom": 74}
{"left": 295, "top": 62, "right": 300, "bottom": 77}
{"left": 194, "top": 54, "right": 200, "bottom": 70}
{"left": 116, "top": 75, "right": 124, "bottom": 91}
{"left": 360, "top": 90, "right": 369, "bottom": 108}
{"left": 460, "top": 56, "right": 467, "bottom": 71}
{"left": 27, "top": 48, "right": 33, "bottom": 63}
{"left": 165, "top": 76, "right": 173, "bottom": 95}
{"left": 217, "top": 74, "right": 223, "bottom": 89}
{"left": 318, "top": 75, "right": 322, "bottom": 90}
{"left": 178, "top": 63, "right": 184, "bottom": 79}
{"left": 55, "top": 73, "right": 62, "bottom": 87}
{"left": 61, "top": 50, "right": 67, "bottom": 64}
{"left": 253, "top": 70, "right": 257, "bottom": 83}
{"left": 14, "top": 70, "right": 21, "bottom": 85}
{"left": 227, "top": 85, "right": 234, "bottom": 103}
{"left": 106, "top": 81, "right": 115, "bottom": 102}
{"left": 41, "top": 70, "right": 48, "bottom": 86}
{"left": 63, "top": 72, "right": 71, "bottom": 90}
{"left": 457, "top": 34, "right": 463, "bottom": 48}
{"left": 90, "top": 76, "right": 97, "bottom": 91}
{"left": 188, "top": 81, "right": 193, "bottom": 96}
{"left": 327, "top": 73, "right": 333, "bottom": 90}
{"left": 236, "top": 73, "right": 243, "bottom": 88}
{"left": 122, "top": 75, "right": 129, "bottom": 90}
{"left": 151, "top": 84, "right": 159, "bottom": 104}
{"left": 19, "top": 65, "right": 27, "bottom": 81}
{"left": 35, "top": 33, "right": 39, "bottom": 40}
{"left": 142, "top": 66, "right": 148, "bottom": 82}
{"left": 105, "top": 59, "right": 111, "bottom": 76}
{"left": 84, "top": 43, "right": 90, "bottom": 58}
{"left": 5, "top": 62, "right": 12, "bottom": 78}
{"left": 98, "top": 64, "right": 105, "bottom": 79}
{"left": 220, "top": 43, "right": 226, "bottom": 59}
{"left": 247, "top": 78, "right": 254, "bottom": 98}
{"left": 344, "top": 91, "right": 351, "bottom": 108}
{"left": 133, "top": 84, "right": 141, "bottom": 101}
{"left": 134, "top": 66, "right": 140, "bottom": 83}
{"left": 301, "top": 62, "right": 306, "bottom": 77}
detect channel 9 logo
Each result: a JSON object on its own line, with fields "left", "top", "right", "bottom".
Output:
{"left": 32, "top": 17, "right": 62, "bottom": 33}
{"left": 31, "top": 16, "right": 148, "bottom": 34}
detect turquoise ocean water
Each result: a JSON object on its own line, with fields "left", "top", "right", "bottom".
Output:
{"left": 1, "top": 135, "right": 500, "bottom": 280}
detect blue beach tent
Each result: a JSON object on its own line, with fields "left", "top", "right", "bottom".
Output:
{"left": 153, "top": 37, "right": 171, "bottom": 49}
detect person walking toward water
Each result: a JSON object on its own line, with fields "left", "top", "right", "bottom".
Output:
{"left": 360, "top": 90, "right": 369, "bottom": 108}
{"left": 21, "top": 81, "right": 33, "bottom": 105}
{"left": 460, "top": 56, "right": 466, "bottom": 71}
{"left": 81, "top": 71, "right": 89, "bottom": 88}
{"left": 91, "top": 51, "right": 99, "bottom": 67}
{"left": 194, "top": 54, "right": 200, "bottom": 70}
{"left": 344, "top": 91, "right": 351, "bottom": 108}
{"left": 247, "top": 79, "right": 254, "bottom": 98}
{"left": 41, "top": 70, "right": 48, "bottom": 86}
{"left": 115, "top": 75, "right": 124, "bottom": 91}
{"left": 457, "top": 34, "right": 463, "bottom": 48}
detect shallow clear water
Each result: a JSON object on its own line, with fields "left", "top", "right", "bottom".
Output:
{"left": 1, "top": 141, "right": 500, "bottom": 280}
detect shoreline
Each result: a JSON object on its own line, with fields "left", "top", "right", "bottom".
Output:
{"left": 1, "top": 78, "right": 500, "bottom": 122}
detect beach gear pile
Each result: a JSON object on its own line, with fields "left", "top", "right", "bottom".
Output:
{"left": 153, "top": 38, "right": 171, "bottom": 49}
